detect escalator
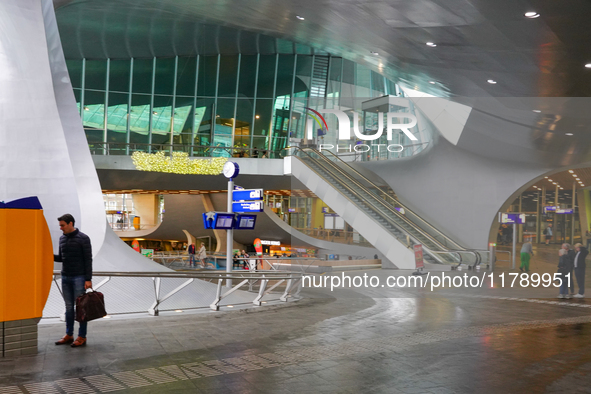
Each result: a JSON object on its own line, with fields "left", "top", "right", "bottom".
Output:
{"left": 291, "top": 147, "right": 482, "bottom": 266}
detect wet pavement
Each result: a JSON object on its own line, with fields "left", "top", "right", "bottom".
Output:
{"left": 2, "top": 245, "right": 591, "bottom": 393}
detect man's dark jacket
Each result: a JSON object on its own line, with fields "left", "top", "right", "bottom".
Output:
{"left": 54, "top": 229, "right": 93, "bottom": 281}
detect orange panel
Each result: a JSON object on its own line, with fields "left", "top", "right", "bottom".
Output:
{"left": 0, "top": 209, "right": 53, "bottom": 322}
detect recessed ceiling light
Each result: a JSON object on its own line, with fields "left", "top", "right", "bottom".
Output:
{"left": 255, "top": 115, "right": 260, "bottom": 119}
{"left": 533, "top": 110, "right": 541, "bottom": 113}
{"left": 487, "top": 79, "right": 497, "bottom": 84}
{"left": 544, "top": 176, "right": 548, "bottom": 178}
{"left": 525, "top": 12, "right": 540, "bottom": 18}
{"left": 296, "top": 15, "right": 305, "bottom": 20}
{"left": 569, "top": 170, "right": 574, "bottom": 173}
{"left": 429, "top": 81, "right": 436, "bottom": 84}
{"left": 370, "top": 51, "right": 379, "bottom": 55}
{"left": 585, "top": 64, "right": 591, "bottom": 68}
{"left": 426, "top": 42, "right": 437, "bottom": 47}
{"left": 565, "top": 133, "right": 574, "bottom": 136}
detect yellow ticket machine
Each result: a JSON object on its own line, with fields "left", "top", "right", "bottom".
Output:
{"left": 0, "top": 197, "right": 53, "bottom": 357}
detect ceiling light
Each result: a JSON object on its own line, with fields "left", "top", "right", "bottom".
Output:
{"left": 532, "top": 110, "right": 541, "bottom": 113}
{"left": 426, "top": 42, "right": 437, "bottom": 47}
{"left": 227, "top": 305, "right": 234, "bottom": 308}
{"left": 565, "top": 133, "right": 574, "bottom": 136}
{"left": 175, "top": 309, "right": 183, "bottom": 313}
{"left": 573, "top": 174, "right": 578, "bottom": 177}
{"left": 255, "top": 115, "right": 260, "bottom": 119}
{"left": 582, "top": 184, "right": 586, "bottom": 187}
{"left": 576, "top": 178, "right": 581, "bottom": 180}
{"left": 548, "top": 179, "right": 553, "bottom": 182}
{"left": 552, "top": 182, "right": 557, "bottom": 185}
{"left": 83, "top": 106, "right": 89, "bottom": 111}
{"left": 585, "top": 64, "right": 591, "bottom": 68}
{"left": 429, "top": 81, "right": 436, "bottom": 84}
{"left": 296, "top": 15, "right": 305, "bottom": 20}
{"left": 152, "top": 111, "right": 158, "bottom": 115}
{"left": 544, "top": 176, "right": 548, "bottom": 178}
{"left": 525, "top": 12, "right": 540, "bottom": 18}
{"left": 370, "top": 51, "right": 379, "bottom": 55}
{"left": 487, "top": 79, "right": 497, "bottom": 84}
{"left": 569, "top": 170, "right": 574, "bottom": 173}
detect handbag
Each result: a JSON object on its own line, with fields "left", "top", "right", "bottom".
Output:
{"left": 75, "top": 290, "right": 107, "bottom": 322}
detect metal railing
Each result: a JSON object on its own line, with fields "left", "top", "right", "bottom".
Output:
{"left": 291, "top": 147, "right": 489, "bottom": 264}
{"left": 52, "top": 269, "right": 303, "bottom": 316}
{"left": 87, "top": 142, "right": 285, "bottom": 159}
{"left": 314, "top": 148, "right": 465, "bottom": 250}
{"left": 293, "top": 148, "right": 457, "bottom": 263}
{"left": 294, "top": 228, "right": 373, "bottom": 247}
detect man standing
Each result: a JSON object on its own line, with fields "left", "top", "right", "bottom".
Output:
{"left": 188, "top": 243, "right": 196, "bottom": 267}
{"left": 544, "top": 224, "right": 553, "bottom": 245}
{"left": 53, "top": 214, "right": 93, "bottom": 347}
{"left": 519, "top": 238, "right": 534, "bottom": 272}
{"left": 573, "top": 243, "right": 588, "bottom": 298}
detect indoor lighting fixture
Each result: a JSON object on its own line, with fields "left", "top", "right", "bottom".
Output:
{"left": 573, "top": 174, "right": 578, "bottom": 177}
{"left": 83, "top": 106, "right": 89, "bottom": 111}
{"left": 524, "top": 12, "right": 540, "bottom": 18}
{"left": 569, "top": 170, "right": 574, "bottom": 173}
{"left": 548, "top": 179, "right": 553, "bottom": 182}
{"left": 296, "top": 15, "right": 305, "bottom": 20}
{"left": 175, "top": 309, "right": 183, "bottom": 313}
{"left": 544, "top": 176, "right": 548, "bottom": 178}
{"left": 103, "top": 315, "right": 111, "bottom": 319}
{"left": 255, "top": 115, "right": 260, "bottom": 119}
{"left": 533, "top": 110, "right": 541, "bottom": 113}
{"left": 552, "top": 182, "right": 557, "bottom": 185}
{"left": 152, "top": 111, "right": 158, "bottom": 115}
{"left": 370, "top": 51, "right": 379, "bottom": 55}
{"left": 565, "top": 133, "right": 574, "bottom": 136}
{"left": 227, "top": 305, "right": 234, "bottom": 308}
{"left": 585, "top": 64, "right": 591, "bottom": 68}
{"left": 426, "top": 42, "right": 437, "bottom": 47}
{"left": 582, "top": 184, "right": 586, "bottom": 187}
{"left": 576, "top": 178, "right": 581, "bottom": 181}
{"left": 429, "top": 81, "right": 436, "bottom": 84}
{"left": 487, "top": 79, "right": 497, "bottom": 84}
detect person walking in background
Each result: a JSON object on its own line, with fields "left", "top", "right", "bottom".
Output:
{"left": 519, "top": 238, "right": 534, "bottom": 272}
{"left": 585, "top": 229, "right": 591, "bottom": 250}
{"left": 544, "top": 224, "right": 553, "bottom": 245}
{"left": 53, "top": 214, "right": 93, "bottom": 348}
{"left": 573, "top": 243, "right": 588, "bottom": 298}
{"left": 198, "top": 242, "right": 207, "bottom": 268}
{"left": 188, "top": 243, "right": 196, "bottom": 267}
{"left": 557, "top": 247, "right": 573, "bottom": 298}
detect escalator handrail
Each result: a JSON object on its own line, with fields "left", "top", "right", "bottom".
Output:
{"left": 296, "top": 148, "right": 453, "bottom": 253}
{"left": 292, "top": 151, "right": 456, "bottom": 263}
{"left": 309, "top": 148, "right": 465, "bottom": 250}
{"left": 314, "top": 148, "right": 463, "bottom": 247}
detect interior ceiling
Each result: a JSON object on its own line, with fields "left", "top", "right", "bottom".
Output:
{"left": 526, "top": 167, "right": 591, "bottom": 192}
{"left": 54, "top": 0, "right": 591, "bottom": 97}
{"left": 101, "top": 189, "right": 319, "bottom": 198}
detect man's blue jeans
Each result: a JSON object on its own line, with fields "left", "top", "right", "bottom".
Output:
{"left": 62, "top": 275, "right": 87, "bottom": 338}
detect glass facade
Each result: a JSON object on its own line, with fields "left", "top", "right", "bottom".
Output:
{"left": 67, "top": 54, "right": 427, "bottom": 159}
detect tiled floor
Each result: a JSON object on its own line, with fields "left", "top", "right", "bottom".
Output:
{"left": 2, "top": 244, "right": 591, "bottom": 393}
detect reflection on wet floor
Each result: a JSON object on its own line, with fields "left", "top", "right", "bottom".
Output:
{"left": 2, "top": 256, "right": 591, "bottom": 392}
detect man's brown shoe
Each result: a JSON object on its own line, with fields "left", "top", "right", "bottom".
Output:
{"left": 55, "top": 335, "right": 74, "bottom": 345}
{"left": 71, "top": 337, "right": 86, "bottom": 347}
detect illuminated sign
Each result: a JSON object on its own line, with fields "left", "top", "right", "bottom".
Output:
{"left": 498, "top": 212, "right": 526, "bottom": 224}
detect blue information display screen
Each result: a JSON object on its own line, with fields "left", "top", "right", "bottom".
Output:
{"left": 236, "top": 214, "right": 257, "bottom": 230}
{"left": 215, "top": 214, "right": 235, "bottom": 229}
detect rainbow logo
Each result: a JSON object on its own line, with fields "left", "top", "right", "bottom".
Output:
{"left": 304, "top": 107, "right": 328, "bottom": 136}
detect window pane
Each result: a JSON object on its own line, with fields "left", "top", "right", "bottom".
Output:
{"left": 238, "top": 55, "right": 257, "bottom": 98}
{"left": 217, "top": 55, "right": 238, "bottom": 97}
{"left": 275, "top": 55, "right": 295, "bottom": 98}
{"left": 371, "top": 71, "right": 385, "bottom": 96}
{"left": 234, "top": 98, "right": 254, "bottom": 151}
{"left": 256, "top": 55, "right": 276, "bottom": 98}
{"left": 294, "top": 55, "right": 312, "bottom": 96}
{"left": 328, "top": 57, "right": 342, "bottom": 96}
{"left": 151, "top": 95, "right": 173, "bottom": 145}
{"left": 109, "top": 59, "right": 131, "bottom": 93}
{"left": 194, "top": 98, "right": 214, "bottom": 151}
{"left": 212, "top": 98, "right": 235, "bottom": 156}
{"left": 130, "top": 94, "right": 150, "bottom": 146}
{"left": 82, "top": 90, "right": 105, "bottom": 142}
{"left": 154, "top": 58, "right": 175, "bottom": 95}
{"left": 176, "top": 57, "right": 196, "bottom": 97}
{"left": 85, "top": 60, "right": 107, "bottom": 91}
{"left": 133, "top": 59, "right": 153, "bottom": 94}
{"left": 198, "top": 56, "right": 218, "bottom": 97}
